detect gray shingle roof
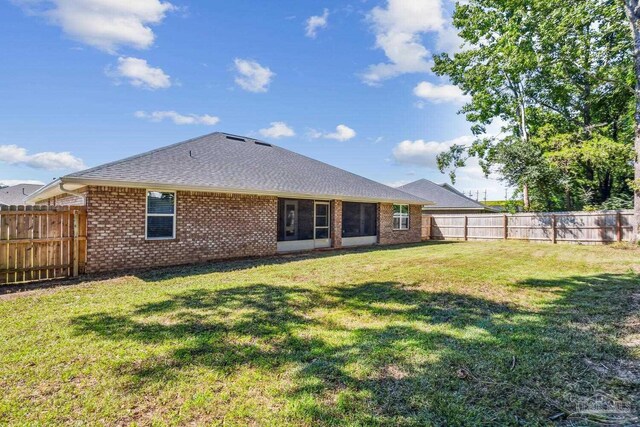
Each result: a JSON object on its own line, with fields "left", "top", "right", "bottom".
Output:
{"left": 0, "top": 184, "right": 42, "bottom": 206}
{"left": 62, "top": 132, "right": 427, "bottom": 204}
{"left": 398, "top": 179, "right": 492, "bottom": 210}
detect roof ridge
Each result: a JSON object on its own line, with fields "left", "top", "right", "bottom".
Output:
{"left": 398, "top": 178, "right": 430, "bottom": 188}
{"left": 66, "top": 131, "right": 225, "bottom": 178}
{"left": 399, "top": 178, "right": 489, "bottom": 208}
{"left": 440, "top": 183, "right": 486, "bottom": 206}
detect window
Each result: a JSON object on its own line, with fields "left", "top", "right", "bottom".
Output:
{"left": 146, "top": 191, "right": 175, "bottom": 239}
{"left": 393, "top": 204, "right": 409, "bottom": 230}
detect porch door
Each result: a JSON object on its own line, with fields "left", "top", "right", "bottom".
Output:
{"left": 283, "top": 200, "right": 298, "bottom": 241}
{"left": 314, "top": 201, "right": 331, "bottom": 248}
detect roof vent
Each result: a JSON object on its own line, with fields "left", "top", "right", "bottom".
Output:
{"left": 254, "top": 141, "right": 272, "bottom": 147}
{"left": 225, "top": 135, "right": 246, "bottom": 142}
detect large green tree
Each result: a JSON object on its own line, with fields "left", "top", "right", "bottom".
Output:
{"left": 622, "top": 0, "right": 640, "bottom": 239}
{"left": 434, "top": 0, "right": 634, "bottom": 212}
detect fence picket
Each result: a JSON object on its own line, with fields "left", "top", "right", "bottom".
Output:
{"left": 425, "top": 210, "right": 632, "bottom": 245}
{"left": 0, "top": 205, "right": 86, "bottom": 285}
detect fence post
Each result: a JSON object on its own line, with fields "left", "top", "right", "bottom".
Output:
{"left": 617, "top": 212, "right": 622, "bottom": 243}
{"left": 503, "top": 214, "right": 508, "bottom": 240}
{"left": 3, "top": 207, "right": 9, "bottom": 284}
{"left": 552, "top": 214, "right": 557, "bottom": 244}
{"left": 463, "top": 215, "right": 468, "bottom": 241}
{"left": 72, "top": 210, "right": 79, "bottom": 277}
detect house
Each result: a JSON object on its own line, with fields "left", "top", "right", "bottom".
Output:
{"left": 0, "top": 183, "right": 43, "bottom": 206}
{"left": 398, "top": 179, "right": 498, "bottom": 214}
{"left": 26, "top": 132, "right": 430, "bottom": 274}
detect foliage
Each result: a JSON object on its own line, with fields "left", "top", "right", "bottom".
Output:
{"left": 484, "top": 199, "right": 525, "bottom": 214}
{"left": 433, "top": 0, "right": 635, "bottom": 211}
{"left": 586, "top": 193, "right": 634, "bottom": 210}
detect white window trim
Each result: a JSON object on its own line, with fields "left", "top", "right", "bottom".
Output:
{"left": 392, "top": 204, "right": 409, "bottom": 230}
{"left": 145, "top": 190, "right": 176, "bottom": 240}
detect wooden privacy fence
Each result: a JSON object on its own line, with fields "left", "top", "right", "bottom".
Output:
{"left": 424, "top": 210, "right": 633, "bottom": 244}
{"left": 1, "top": 205, "right": 87, "bottom": 285}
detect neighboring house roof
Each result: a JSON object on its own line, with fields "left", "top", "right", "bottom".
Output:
{"left": 0, "top": 183, "right": 43, "bottom": 206}
{"left": 398, "top": 179, "right": 497, "bottom": 211}
{"left": 28, "top": 132, "right": 429, "bottom": 205}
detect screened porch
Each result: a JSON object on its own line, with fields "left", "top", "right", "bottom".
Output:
{"left": 276, "top": 199, "right": 379, "bottom": 252}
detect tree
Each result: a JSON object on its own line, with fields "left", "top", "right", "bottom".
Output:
{"left": 434, "top": 0, "right": 634, "bottom": 212}
{"left": 622, "top": 0, "right": 640, "bottom": 240}
{"left": 433, "top": 0, "right": 539, "bottom": 209}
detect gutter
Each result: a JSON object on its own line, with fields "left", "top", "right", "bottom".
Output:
{"left": 24, "top": 179, "right": 61, "bottom": 203}
{"left": 60, "top": 182, "right": 86, "bottom": 198}
{"left": 28, "top": 177, "right": 432, "bottom": 206}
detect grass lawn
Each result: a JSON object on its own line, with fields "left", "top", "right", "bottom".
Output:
{"left": 1, "top": 241, "right": 639, "bottom": 426}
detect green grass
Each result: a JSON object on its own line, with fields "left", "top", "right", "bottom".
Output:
{"left": 1, "top": 241, "right": 639, "bottom": 426}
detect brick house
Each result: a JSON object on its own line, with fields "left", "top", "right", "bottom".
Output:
{"left": 398, "top": 179, "right": 498, "bottom": 215}
{"left": 27, "top": 133, "right": 429, "bottom": 274}
{"left": 0, "top": 183, "right": 42, "bottom": 206}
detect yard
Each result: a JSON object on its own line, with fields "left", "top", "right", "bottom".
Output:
{"left": 1, "top": 241, "right": 639, "bottom": 425}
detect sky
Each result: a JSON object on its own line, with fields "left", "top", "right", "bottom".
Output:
{"left": 0, "top": 0, "right": 508, "bottom": 201}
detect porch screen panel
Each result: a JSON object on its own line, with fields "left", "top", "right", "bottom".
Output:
{"left": 342, "top": 202, "right": 377, "bottom": 237}
{"left": 277, "top": 198, "right": 315, "bottom": 241}
{"left": 298, "top": 200, "right": 314, "bottom": 240}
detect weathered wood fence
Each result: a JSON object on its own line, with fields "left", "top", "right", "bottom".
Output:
{"left": 424, "top": 210, "right": 633, "bottom": 244}
{"left": 1, "top": 205, "right": 87, "bottom": 285}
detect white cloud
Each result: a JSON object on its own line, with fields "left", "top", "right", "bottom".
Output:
{"left": 233, "top": 59, "right": 275, "bottom": 93}
{"left": 305, "top": 8, "right": 329, "bottom": 38}
{"left": 134, "top": 111, "right": 219, "bottom": 125}
{"left": 326, "top": 124, "right": 356, "bottom": 141}
{"left": 391, "top": 133, "right": 508, "bottom": 199}
{"left": 362, "top": 0, "right": 444, "bottom": 85}
{"left": 259, "top": 122, "right": 295, "bottom": 139}
{"left": 0, "top": 179, "right": 45, "bottom": 187}
{"left": 436, "top": 23, "right": 465, "bottom": 54}
{"left": 306, "top": 129, "right": 323, "bottom": 139}
{"left": 451, "top": 158, "right": 507, "bottom": 200}
{"left": 392, "top": 136, "right": 473, "bottom": 168}
{"left": 310, "top": 124, "right": 357, "bottom": 141}
{"left": 15, "top": 0, "right": 175, "bottom": 53}
{"left": 0, "top": 145, "right": 86, "bottom": 171}
{"left": 110, "top": 56, "right": 171, "bottom": 89}
{"left": 414, "top": 81, "right": 470, "bottom": 104}
{"left": 386, "top": 179, "right": 411, "bottom": 188}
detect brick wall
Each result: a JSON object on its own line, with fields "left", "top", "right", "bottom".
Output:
{"left": 37, "top": 186, "right": 424, "bottom": 273}
{"left": 377, "top": 203, "right": 422, "bottom": 245}
{"left": 331, "top": 200, "right": 342, "bottom": 248}
{"left": 38, "top": 190, "right": 87, "bottom": 207}
{"left": 84, "top": 186, "right": 278, "bottom": 273}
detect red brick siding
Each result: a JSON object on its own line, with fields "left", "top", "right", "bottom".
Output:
{"left": 38, "top": 190, "right": 87, "bottom": 206}
{"left": 331, "top": 200, "right": 342, "bottom": 248}
{"left": 377, "top": 203, "right": 422, "bottom": 245}
{"left": 84, "top": 186, "right": 277, "bottom": 273}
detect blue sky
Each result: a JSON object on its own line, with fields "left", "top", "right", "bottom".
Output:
{"left": 0, "top": 0, "right": 507, "bottom": 200}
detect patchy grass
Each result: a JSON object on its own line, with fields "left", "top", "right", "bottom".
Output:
{"left": 1, "top": 241, "right": 639, "bottom": 426}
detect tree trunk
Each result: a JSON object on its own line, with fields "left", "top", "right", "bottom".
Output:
{"left": 623, "top": 0, "right": 640, "bottom": 242}
{"left": 523, "top": 183, "right": 530, "bottom": 211}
